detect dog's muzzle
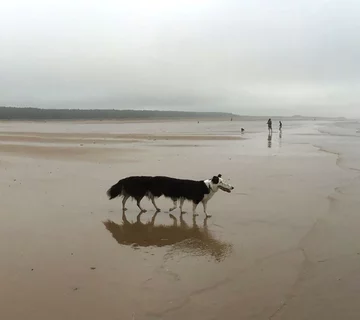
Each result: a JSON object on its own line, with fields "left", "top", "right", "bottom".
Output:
{"left": 219, "top": 185, "right": 234, "bottom": 193}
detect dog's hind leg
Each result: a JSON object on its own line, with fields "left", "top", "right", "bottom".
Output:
{"left": 136, "top": 196, "right": 146, "bottom": 213}
{"left": 122, "top": 195, "right": 130, "bottom": 211}
{"left": 179, "top": 198, "right": 186, "bottom": 214}
{"left": 192, "top": 202, "right": 199, "bottom": 216}
{"left": 150, "top": 195, "right": 160, "bottom": 212}
{"left": 169, "top": 198, "right": 178, "bottom": 212}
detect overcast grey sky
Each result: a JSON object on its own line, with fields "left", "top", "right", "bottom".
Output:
{"left": 1, "top": 0, "right": 360, "bottom": 117}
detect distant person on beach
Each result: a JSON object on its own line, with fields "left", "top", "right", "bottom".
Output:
{"left": 241, "top": 128, "right": 245, "bottom": 133}
{"left": 267, "top": 118, "right": 272, "bottom": 133}
{"left": 279, "top": 121, "right": 283, "bottom": 131}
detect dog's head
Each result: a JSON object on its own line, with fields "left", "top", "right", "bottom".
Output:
{"left": 209, "top": 174, "right": 234, "bottom": 193}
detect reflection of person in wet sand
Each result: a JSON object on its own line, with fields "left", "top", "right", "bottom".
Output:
{"left": 267, "top": 132, "right": 272, "bottom": 148}
{"left": 103, "top": 212, "right": 232, "bottom": 262}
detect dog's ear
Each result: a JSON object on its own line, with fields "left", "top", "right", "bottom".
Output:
{"left": 212, "top": 176, "right": 220, "bottom": 184}
{"left": 217, "top": 174, "right": 222, "bottom": 178}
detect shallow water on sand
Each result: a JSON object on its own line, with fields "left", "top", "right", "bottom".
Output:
{"left": 1, "top": 120, "right": 360, "bottom": 319}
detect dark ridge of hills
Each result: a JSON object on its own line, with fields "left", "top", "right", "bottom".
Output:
{"left": 0, "top": 106, "right": 236, "bottom": 121}
{"left": 0, "top": 106, "right": 348, "bottom": 121}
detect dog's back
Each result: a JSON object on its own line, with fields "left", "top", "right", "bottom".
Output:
{"left": 107, "top": 176, "right": 153, "bottom": 200}
{"left": 122, "top": 176, "right": 153, "bottom": 197}
{"left": 150, "top": 176, "right": 209, "bottom": 203}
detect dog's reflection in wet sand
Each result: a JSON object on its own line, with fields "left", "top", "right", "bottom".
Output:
{"left": 103, "top": 212, "right": 232, "bottom": 262}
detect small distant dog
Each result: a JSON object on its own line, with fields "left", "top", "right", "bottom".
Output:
{"left": 106, "top": 174, "right": 234, "bottom": 217}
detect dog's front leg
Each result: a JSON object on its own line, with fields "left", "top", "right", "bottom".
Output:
{"left": 150, "top": 195, "right": 160, "bottom": 212}
{"left": 202, "top": 200, "right": 211, "bottom": 217}
{"left": 179, "top": 198, "right": 186, "bottom": 214}
{"left": 192, "top": 202, "right": 199, "bottom": 216}
{"left": 136, "top": 198, "right": 147, "bottom": 213}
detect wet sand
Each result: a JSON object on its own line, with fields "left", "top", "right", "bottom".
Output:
{"left": 1, "top": 120, "right": 360, "bottom": 319}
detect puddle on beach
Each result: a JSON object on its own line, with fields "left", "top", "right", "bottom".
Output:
{"left": 103, "top": 212, "right": 233, "bottom": 262}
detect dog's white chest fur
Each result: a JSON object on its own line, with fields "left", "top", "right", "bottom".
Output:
{"left": 203, "top": 179, "right": 216, "bottom": 202}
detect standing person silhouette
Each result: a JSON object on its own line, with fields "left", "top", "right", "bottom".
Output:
{"left": 267, "top": 118, "right": 272, "bottom": 134}
{"left": 279, "top": 121, "right": 283, "bottom": 131}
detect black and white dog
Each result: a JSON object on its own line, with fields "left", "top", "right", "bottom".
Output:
{"left": 106, "top": 174, "right": 234, "bottom": 217}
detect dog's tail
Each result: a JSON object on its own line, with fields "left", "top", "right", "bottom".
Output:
{"left": 107, "top": 180, "right": 123, "bottom": 200}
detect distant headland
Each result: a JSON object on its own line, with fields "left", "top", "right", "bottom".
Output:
{"left": 0, "top": 106, "right": 347, "bottom": 121}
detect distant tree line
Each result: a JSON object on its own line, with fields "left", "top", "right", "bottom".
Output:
{"left": 0, "top": 107, "right": 236, "bottom": 121}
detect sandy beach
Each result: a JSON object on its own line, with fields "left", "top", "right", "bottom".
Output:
{"left": 1, "top": 119, "right": 360, "bottom": 320}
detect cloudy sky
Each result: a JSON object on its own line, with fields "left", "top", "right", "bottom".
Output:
{"left": 1, "top": 0, "right": 360, "bottom": 117}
